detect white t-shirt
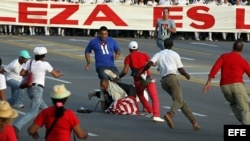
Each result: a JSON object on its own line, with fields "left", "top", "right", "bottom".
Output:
{"left": 4, "top": 58, "right": 24, "bottom": 81}
{"left": 158, "top": 0, "right": 173, "bottom": 5}
{"left": 23, "top": 60, "right": 53, "bottom": 87}
{"left": 0, "top": 74, "right": 7, "bottom": 90}
{"left": 95, "top": 0, "right": 105, "bottom": 3}
{"left": 124, "top": 0, "right": 133, "bottom": 4}
{"left": 220, "top": 1, "right": 231, "bottom": 6}
{"left": 150, "top": 49, "right": 183, "bottom": 77}
{"left": 109, "top": 0, "right": 122, "bottom": 3}
{"left": 176, "top": 0, "right": 188, "bottom": 5}
{"left": 147, "top": 0, "right": 158, "bottom": 6}
{"left": 207, "top": 0, "right": 218, "bottom": 5}
{"left": 82, "top": 0, "right": 94, "bottom": 3}
{"left": 191, "top": 0, "right": 205, "bottom": 5}
{"left": 156, "top": 19, "right": 176, "bottom": 40}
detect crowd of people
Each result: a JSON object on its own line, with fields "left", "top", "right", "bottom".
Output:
{"left": 0, "top": 0, "right": 250, "bottom": 42}
{"left": 0, "top": 47, "right": 88, "bottom": 141}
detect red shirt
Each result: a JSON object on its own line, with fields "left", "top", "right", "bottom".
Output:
{"left": 124, "top": 51, "right": 151, "bottom": 78}
{"left": 0, "top": 124, "right": 17, "bottom": 141}
{"left": 34, "top": 106, "right": 80, "bottom": 141}
{"left": 209, "top": 51, "right": 250, "bottom": 85}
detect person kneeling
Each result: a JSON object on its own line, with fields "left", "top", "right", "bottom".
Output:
{"left": 89, "top": 79, "right": 139, "bottom": 115}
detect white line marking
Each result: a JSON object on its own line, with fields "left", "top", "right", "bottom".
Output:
{"left": 181, "top": 57, "right": 195, "bottom": 60}
{"left": 52, "top": 49, "right": 79, "bottom": 51}
{"left": 150, "top": 66, "right": 198, "bottom": 69}
{"left": 68, "top": 39, "right": 89, "bottom": 42}
{"left": 7, "top": 40, "right": 33, "bottom": 42}
{"left": 88, "top": 133, "right": 99, "bottom": 137}
{"left": 32, "top": 44, "right": 55, "bottom": 46}
{"left": 183, "top": 66, "right": 196, "bottom": 68}
{"left": 191, "top": 42, "right": 219, "bottom": 47}
{"left": 162, "top": 106, "right": 207, "bottom": 117}
{"left": 16, "top": 110, "right": 26, "bottom": 115}
{"left": 45, "top": 76, "right": 71, "bottom": 83}
{"left": 189, "top": 72, "right": 210, "bottom": 74}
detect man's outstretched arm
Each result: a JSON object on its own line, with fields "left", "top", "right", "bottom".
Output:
{"left": 141, "top": 61, "right": 154, "bottom": 73}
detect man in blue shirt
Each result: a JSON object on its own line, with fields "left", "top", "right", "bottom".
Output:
{"left": 84, "top": 26, "right": 121, "bottom": 80}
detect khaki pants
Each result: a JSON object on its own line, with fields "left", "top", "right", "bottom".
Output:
{"left": 221, "top": 83, "right": 250, "bottom": 125}
{"left": 161, "top": 74, "right": 195, "bottom": 121}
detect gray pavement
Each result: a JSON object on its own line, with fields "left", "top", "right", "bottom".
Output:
{"left": 1, "top": 35, "right": 250, "bottom": 141}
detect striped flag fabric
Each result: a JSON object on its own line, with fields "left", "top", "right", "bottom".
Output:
{"left": 108, "top": 96, "right": 139, "bottom": 115}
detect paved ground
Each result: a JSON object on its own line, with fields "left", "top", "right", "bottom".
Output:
{"left": 1, "top": 35, "right": 250, "bottom": 141}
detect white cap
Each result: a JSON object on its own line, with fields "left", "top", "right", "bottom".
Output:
{"left": 128, "top": 41, "right": 138, "bottom": 50}
{"left": 34, "top": 47, "right": 47, "bottom": 55}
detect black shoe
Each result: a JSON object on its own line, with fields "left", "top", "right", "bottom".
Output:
{"left": 77, "top": 107, "right": 92, "bottom": 113}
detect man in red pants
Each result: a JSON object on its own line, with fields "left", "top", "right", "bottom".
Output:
{"left": 119, "top": 41, "right": 164, "bottom": 122}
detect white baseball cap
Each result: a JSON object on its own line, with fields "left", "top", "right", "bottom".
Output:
{"left": 128, "top": 41, "right": 138, "bottom": 50}
{"left": 34, "top": 47, "right": 48, "bottom": 55}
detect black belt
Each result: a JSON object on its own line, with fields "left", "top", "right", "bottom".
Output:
{"left": 162, "top": 74, "right": 176, "bottom": 79}
{"left": 32, "top": 83, "right": 44, "bottom": 88}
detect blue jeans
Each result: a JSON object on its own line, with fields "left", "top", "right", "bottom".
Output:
{"left": 6, "top": 79, "right": 24, "bottom": 106}
{"left": 156, "top": 39, "right": 164, "bottom": 50}
{"left": 14, "top": 85, "right": 48, "bottom": 130}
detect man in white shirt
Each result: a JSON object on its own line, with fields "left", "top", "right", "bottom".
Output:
{"left": 142, "top": 38, "right": 200, "bottom": 130}
{"left": 0, "top": 50, "right": 31, "bottom": 108}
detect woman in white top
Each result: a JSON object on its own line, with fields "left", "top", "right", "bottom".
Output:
{"left": 13, "top": 47, "right": 63, "bottom": 138}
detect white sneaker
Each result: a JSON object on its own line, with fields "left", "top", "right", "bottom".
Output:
{"left": 153, "top": 117, "right": 165, "bottom": 122}
{"left": 104, "top": 69, "right": 117, "bottom": 79}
